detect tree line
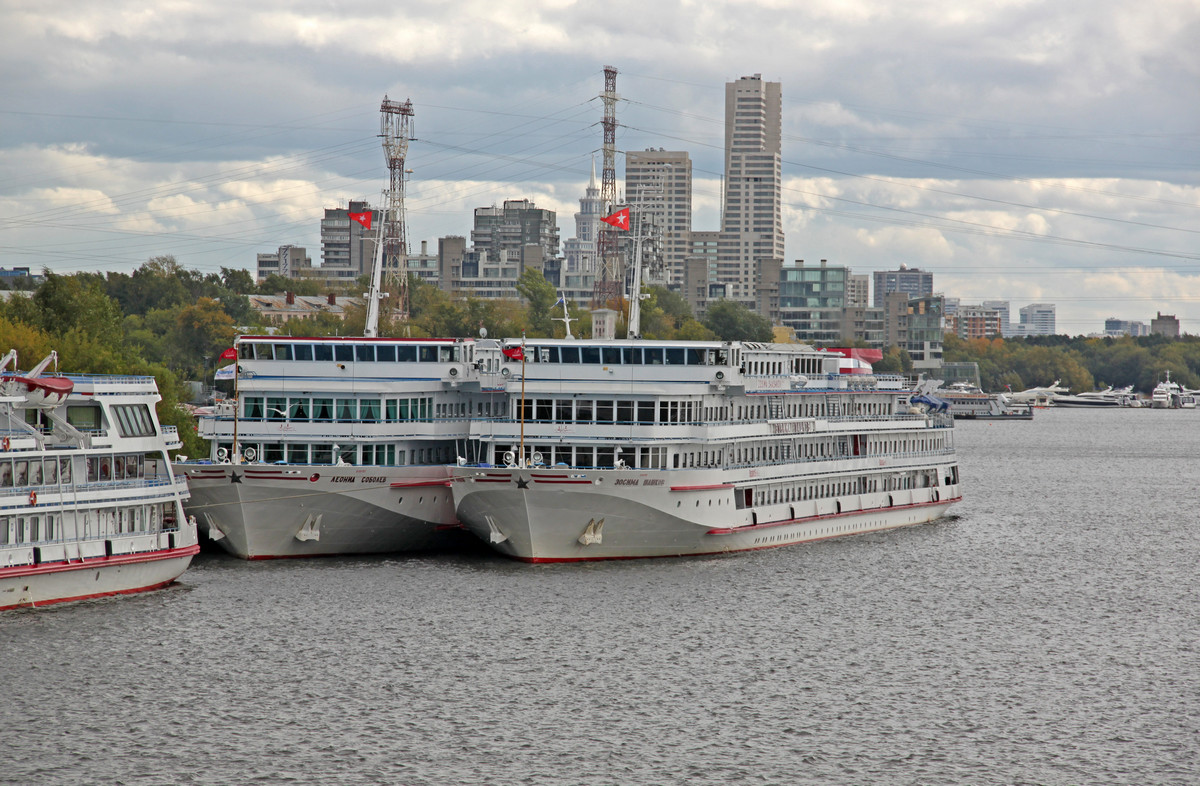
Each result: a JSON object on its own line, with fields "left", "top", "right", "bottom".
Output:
{"left": 0, "top": 259, "right": 775, "bottom": 456}
{"left": 943, "top": 333, "right": 1200, "bottom": 393}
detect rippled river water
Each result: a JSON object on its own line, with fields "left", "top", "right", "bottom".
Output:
{"left": 2, "top": 408, "right": 1198, "bottom": 785}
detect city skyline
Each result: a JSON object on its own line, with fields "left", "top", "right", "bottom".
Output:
{"left": 2, "top": 1, "right": 1197, "bottom": 333}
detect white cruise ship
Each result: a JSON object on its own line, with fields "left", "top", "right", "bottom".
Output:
{"left": 449, "top": 338, "right": 961, "bottom": 562}
{"left": 176, "top": 336, "right": 485, "bottom": 558}
{"left": 1, "top": 352, "right": 198, "bottom": 610}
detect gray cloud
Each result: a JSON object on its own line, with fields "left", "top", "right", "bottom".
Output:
{"left": 1, "top": 0, "right": 1198, "bottom": 331}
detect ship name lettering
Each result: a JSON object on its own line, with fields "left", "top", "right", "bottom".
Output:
{"left": 770, "top": 420, "right": 814, "bottom": 435}
{"left": 615, "top": 479, "right": 640, "bottom": 486}
{"left": 362, "top": 476, "right": 387, "bottom": 483}
{"left": 332, "top": 476, "right": 356, "bottom": 483}
{"left": 641, "top": 479, "right": 664, "bottom": 486}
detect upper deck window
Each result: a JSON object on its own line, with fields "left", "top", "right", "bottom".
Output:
{"left": 377, "top": 345, "right": 396, "bottom": 362}
{"left": 314, "top": 344, "right": 333, "bottom": 362}
{"left": 335, "top": 345, "right": 354, "bottom": 363}
{"left": 355, "top": 345, "right": 375, "bottom": 362}
{"left": 419, "top": 346, "right": 439, "bottom": 363}
{"left": 294, "top": 344, "right": 313, "bottom": 361}
{"left": 396, "top": 345, "right": 416, "bottom": 362}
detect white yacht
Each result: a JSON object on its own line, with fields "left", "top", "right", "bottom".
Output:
{"left": 1151, "top": 372, "right": 1196, "bottom": 409}
{"left": 449, "top": 339, "right": 961, "bottom": 562}
{"left": 1, "top": 351, "right": 197, "bottom": 610}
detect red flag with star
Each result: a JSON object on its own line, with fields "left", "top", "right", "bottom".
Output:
{"left": 349, "top": 211, "right": 372, "bottom": 230}
{"left": 219, "top": 347, "right": 237, "bottom": 360}
{"left": 600, "top": 208, "right": 630, "bottom": 230}
{"left": 502, "top": 346, "right": 524, "bottom": 361}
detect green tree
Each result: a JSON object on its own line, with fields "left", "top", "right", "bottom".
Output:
{"left": 220, "top": 267, "right": 257, "bottom": 294}
{"left": 702, "top": 300, "right": 773, "bottom": 342}
{"left": 515, "top": 268, "right": 556, "bottom": 336}
{"left": 172, "top": 298, "right": 236, "bottom": 378}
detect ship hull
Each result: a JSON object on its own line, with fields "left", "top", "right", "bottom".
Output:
{"left": 452, "top": 467, "right": 960, "bottom": 562}
{"left": 177, "top": 463, "right": 470, "bottom": 559}
{"left": 0, "top": 544, "right": 197, "bottom": 610}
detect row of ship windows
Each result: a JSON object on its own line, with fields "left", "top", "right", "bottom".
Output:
{"left": 494, "top": 445, "right": 669, "bottom": 470}
{"left": 0, "top": 453, "right": 154, "bottom": 487}
{"left": 0, "top": 503, "right": 175, "bottom": 546}
{"left": 243, "top": 396, "right": 453, "bottom": 423}
{"left": 737, "top": 467, "right": 957, "bottom": 510}
{"left": 240, "top": 343, "right": 464, "bottom": 363}
{"left": 510, "top": 346, "right": 729, "bottom": 366}
{"left": 217, "top": 442, "right": 458, "bottom": 467}
{"left": 513, "top": 397, "right": 894, "bottom": 424}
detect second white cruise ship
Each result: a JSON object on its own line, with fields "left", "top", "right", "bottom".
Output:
{"left": 450, "top": 338, "right": 961, "bottom": 561}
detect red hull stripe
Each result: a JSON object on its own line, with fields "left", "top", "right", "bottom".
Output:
{"left": 0, "top": 577, "right": 181, "bottom": 612}
{"left": 706, "top": 495, "right": 963, "bottom": 534}
{"left": 671, "top": 483, "right": 734, "bottom": 492}
{"left": 245, "top": 472, "right": 310, "bottom": 481}
{"left": 390, "top": 480, "right": 451, "bottom": 489}
{"left": 0, "top": 544, "right": 200, "bottom": 580}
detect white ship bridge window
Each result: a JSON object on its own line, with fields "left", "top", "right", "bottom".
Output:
{"left": 314, "top": 345, "right": 334, "bottom": 362}
{"left": 356, "top": 345, "right": 375, "bottom": 362}
{"left": 335, "top": 345, "right": 355, "bottom": 363}
{"left": 294, "top": 344, "right": 314, "bottom": 361}
{"left": 288, "top": 444, "right": 308, "bottom": 463}
{"left": 66, "top": 405, "right": 101, "bottom": 431}
{"left": 112, "top": 404, "right": 156, "bottom": 438}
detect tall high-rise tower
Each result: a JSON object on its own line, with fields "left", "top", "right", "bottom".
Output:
{"left": 718, "top": 74, "right": 783, "bottom": 304}
{"left": 625, "top": 149, "right": 692, "bottom": 287}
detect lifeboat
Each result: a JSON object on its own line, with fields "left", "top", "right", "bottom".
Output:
{"left": 13, "top": 375, "right": 74, "bottom": 408}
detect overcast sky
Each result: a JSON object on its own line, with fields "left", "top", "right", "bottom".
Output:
{"left": 2, "top": 0, "right": 1198, "bottom": 333}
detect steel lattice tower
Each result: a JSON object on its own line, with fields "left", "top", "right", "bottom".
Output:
{"left": 380, "top": 96, "right": 415, "bottom": 320}
{"left": 594, "top": 66, "right": 622, "bottom": 306}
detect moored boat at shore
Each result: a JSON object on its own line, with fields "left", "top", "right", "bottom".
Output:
{"left": 940, "top": 381, "right": 1033, "bottom": 420}
{"left": 1, "top": 351, "right": 197, "bottom": 610}
{"left": 175, "top": 336, "right": 485, "bottom": 559}
{"left": 450, "top": 339, "right": 961, "bottom": 562}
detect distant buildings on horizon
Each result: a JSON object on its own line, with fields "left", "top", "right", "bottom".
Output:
{"left": 248, "top": 75, "right": 1182, "bottom": 345}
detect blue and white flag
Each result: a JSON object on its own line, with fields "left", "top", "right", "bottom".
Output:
{"left": 214, "top": 363, "right": 236, "bottom": 380}
{"left": 554, "top": 295, "right": 566, "bottom": 308}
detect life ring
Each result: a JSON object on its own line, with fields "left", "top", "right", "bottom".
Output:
{"left": 29, "top": 490, "right": 36, "bottom": 506}
{"left": 1, "top": 436, "right": 9, "bottom": 451}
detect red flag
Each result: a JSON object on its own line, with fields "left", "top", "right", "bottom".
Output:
{"left": 219, "top": 347, "right": 237, "bottom": 360}
{"left": 502, "top": 346, "right": 524, "bottom": 361}
{"left": 349, "top": 211, "right": 372, "bottom": 230}
{"left": 600, "top": 208, "right": 630, "bottom": 230}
